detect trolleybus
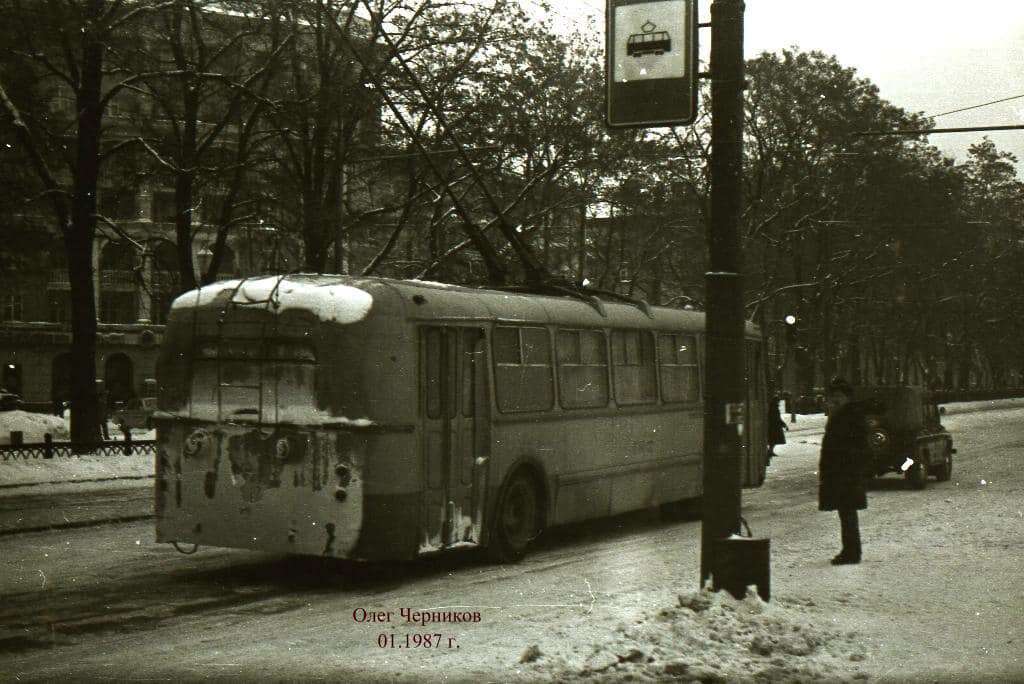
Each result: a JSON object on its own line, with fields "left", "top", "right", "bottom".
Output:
{"left": 155, "top": 275, "right": 768, "bottom": 561}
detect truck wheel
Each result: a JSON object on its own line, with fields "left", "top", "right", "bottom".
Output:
{"left": 934, "top": 448, "right": 953, "bottom": 482}
{"left": 487, "top": 472, "right": 543, "bottom": 563}
{"left": 906, "top": 458, "right": 928, "bottom": 490}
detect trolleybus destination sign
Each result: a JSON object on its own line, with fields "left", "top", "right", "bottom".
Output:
{"left": 606, "top": 0, "right": 697, "bottom": 128}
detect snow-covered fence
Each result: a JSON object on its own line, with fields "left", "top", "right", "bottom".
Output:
{"left": 0, "top": 437, "right": 156, "bottom": 461}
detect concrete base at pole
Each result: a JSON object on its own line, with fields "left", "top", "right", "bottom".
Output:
{"left": 710, "top": 535, "right": 771, "bottom": 601}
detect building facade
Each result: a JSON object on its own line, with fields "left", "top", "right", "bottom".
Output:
{"left": 0, "top": 207, "right": 291, "bottom": 409}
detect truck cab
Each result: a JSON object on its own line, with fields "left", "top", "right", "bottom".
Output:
{"left": 856, "top": 386, "right": 955, "bottom": 489}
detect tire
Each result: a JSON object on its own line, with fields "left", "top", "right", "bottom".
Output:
{"left": 906, "top": 457, "right": 928, "bottom": 490}
{"left": 934, "top": 446, "right": 953, "bottom": 482}
{"left": 660, "top": 497, "right": 702, "bottom": 522}
{"left": 487, "top": 472, "right": 543, "bottom": 563}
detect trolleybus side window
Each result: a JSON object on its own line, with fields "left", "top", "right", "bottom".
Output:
{"left": 658, "top": 333, "right": 699, "bottom": 403}
{"left": 493, "top": 325, "right": 554, "bottom": 413}
{"left": 745, "top": 341, "right": 763, "bottom": 397}
{"left": 698, "top": 335, "right": 707, "bottom": 398}
{"left": 462, "top": 328, "right": 483, "bottom": 417}
{"left": 556, "top": 329, "right": 609, "bottom": 409}
{"left": 611, "top": 329, "right": 657, "bottom": 405}
{"left": 424, "top": 328, "right": 458, "bottom": 419}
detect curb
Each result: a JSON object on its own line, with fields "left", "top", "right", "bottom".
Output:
{"left": 0, "top": 514, "right": 154, "bottom": 537}
{"left": 0, "top": 474, "right": 154, "bottom": 491}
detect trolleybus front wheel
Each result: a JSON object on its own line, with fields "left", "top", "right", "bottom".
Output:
{"left": 488, "top": 472, "right": 543, "bottom": 563}
{"left": 933, "top": 446, "right": 953, "bottom": 482}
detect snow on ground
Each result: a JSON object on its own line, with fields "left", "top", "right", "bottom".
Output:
{"left": 523, "top": 588, "right": 867, "bottom": 682}
{"left": 0, "top": 450, "right": 154, "bottom": 487}
{"left": 0, "top": 404, "right": 1022, "bottom": 680}
{"left": 0, "top": 410, "right": 154, "bottom": 486}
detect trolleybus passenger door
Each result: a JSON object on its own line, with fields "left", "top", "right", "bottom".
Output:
{"left": 421, "top": 327, "right": 487, "bottom": 552}
{"left": 460, "top": 330, "right": 489, "bottom": 545}
{"left": 742, "top": 341, "right": 767, "bottom": 486}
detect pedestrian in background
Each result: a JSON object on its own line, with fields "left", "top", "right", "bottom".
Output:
{"left": 768, "top": 394, "right": 787, "bottom": 459}
{"left": 96, "top": 385, "right": 110, "bottom": 441}
{"left": 118, "top": 416, "right": 132, "bottom": 455}
{"left": 818, "top": 377, "right": 868, "bottom": 565}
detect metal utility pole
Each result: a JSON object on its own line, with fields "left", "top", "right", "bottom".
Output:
{"left": 700, "top": 0, "right": 746, "bottom": 587}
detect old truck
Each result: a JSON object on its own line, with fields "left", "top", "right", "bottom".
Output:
{"left": 856, "top": 385, "right": 955, "bottom": 489}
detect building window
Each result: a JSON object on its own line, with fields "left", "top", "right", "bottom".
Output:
{"left": 100, "top": 291, "right": 136, "bottom": 324}
{"left": 48, "top": 291, "right": 70, "bottom": 324}
{"left": 611, "top": 329, "right": 657, "bottom": 405}
{"left": 199, "top": 193, "right": 227, "bottom": 225}
{"left": 152, "top": 191, "right": 178, "bottom": 222}
{"left": 98, "top": 187, "right": 138, "bottom": 220}
{"left": 557, "top": 329, "right": 609, "bottom": 409}
{"left": 659, "top": 333, "right": 700, "bottom": 403}
{"left": 3, "top": 362, "right": 22, "bottom": 395}
{"left": 493, "top": 326, "right": 553, "bottom": 413}
{"left": 1, "top": 293, "right": 23, "bottom": 322}
{"left": 150, "top": 291, "right": 176, "bottom": 324}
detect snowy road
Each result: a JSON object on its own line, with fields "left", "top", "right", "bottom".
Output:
{"left": 0, "top": 482, "right": 152, "bottom": 534}
{"left": 1, "top": 407, "right": 1022, "bottom": 681}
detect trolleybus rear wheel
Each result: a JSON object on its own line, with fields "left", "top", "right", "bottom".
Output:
{"left": 488, "top": 473, "right": 542, "bottom": 563}
{"left": 934, "top": 447, "right": 953, "bottom": 482}
{"left": 659, "top": 497, "right": 702, "bottom": 521}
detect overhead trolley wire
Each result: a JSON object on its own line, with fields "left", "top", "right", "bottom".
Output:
{"left": 925, "top": 92, "right": 1024, "bottom": 119}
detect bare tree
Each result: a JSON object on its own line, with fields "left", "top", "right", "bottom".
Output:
{"left": 0, "top": 0, "right": 169, "bottom": 446}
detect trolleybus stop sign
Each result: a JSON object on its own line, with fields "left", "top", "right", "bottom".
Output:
{"left": 606, "top": 0, "right": 697, "bottom": 128}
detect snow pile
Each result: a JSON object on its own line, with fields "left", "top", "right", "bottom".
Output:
{"left": 524, "top": 588, "right": 868, "bottom": 682}
{"left": 0, "top": 410, "right": 69, "bottom": 444}
{"left": 172, "top": 276, "right": 374, "bottom": 324}
{"left": 0, "top": 450, "right": 153, "bottom": 486}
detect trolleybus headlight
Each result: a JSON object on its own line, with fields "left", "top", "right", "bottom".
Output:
{"left": 335, "top": 464, "right": 351, "bottom": 487}
{"left": 183, "top": 430, "right": 208, "bottom": 456}
{"left": 870, "top": 430, "right": 888, "bottom": 449}
{"left": 275, "top": 437, "right": 290, "bottom": 459}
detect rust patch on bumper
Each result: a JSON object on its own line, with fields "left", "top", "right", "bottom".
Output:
{"left": 156, "top": 424, "right": 365, "bottom": 558}
{"left": 225, "top": 431, "right": 309, "bottom": 502}
{"left": 323, "top": 522, "right": 336, "bottom": 556}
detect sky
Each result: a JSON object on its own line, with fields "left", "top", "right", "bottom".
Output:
{"left": 537, "top": 0, "right": 1024, "bottom": 171}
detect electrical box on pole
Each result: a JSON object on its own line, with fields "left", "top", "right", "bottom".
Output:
{"left": 606, "top": 0, "right": 698, "bottom": 128}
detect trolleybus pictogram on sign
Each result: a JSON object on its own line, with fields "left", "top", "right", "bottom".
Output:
{"left": 627, "top": 21, "right": 671, "bottom": 57}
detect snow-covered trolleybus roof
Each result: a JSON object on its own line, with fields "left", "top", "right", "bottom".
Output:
{"left": 171, "top": 275, "right": 374, "bottom": 325}
{"left": 168, "top": 274, "right": 761, "bottom": 337}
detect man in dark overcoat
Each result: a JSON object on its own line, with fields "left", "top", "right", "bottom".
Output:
{"left": 819, "top": 377, "right": 868, "bottom": 565}
{"left": 767, "top": 394, "right": 787, "bottom": 459}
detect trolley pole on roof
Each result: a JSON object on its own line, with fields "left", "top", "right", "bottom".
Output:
{"left": 700, "top": 0, "right": 746, "bottom": 588}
